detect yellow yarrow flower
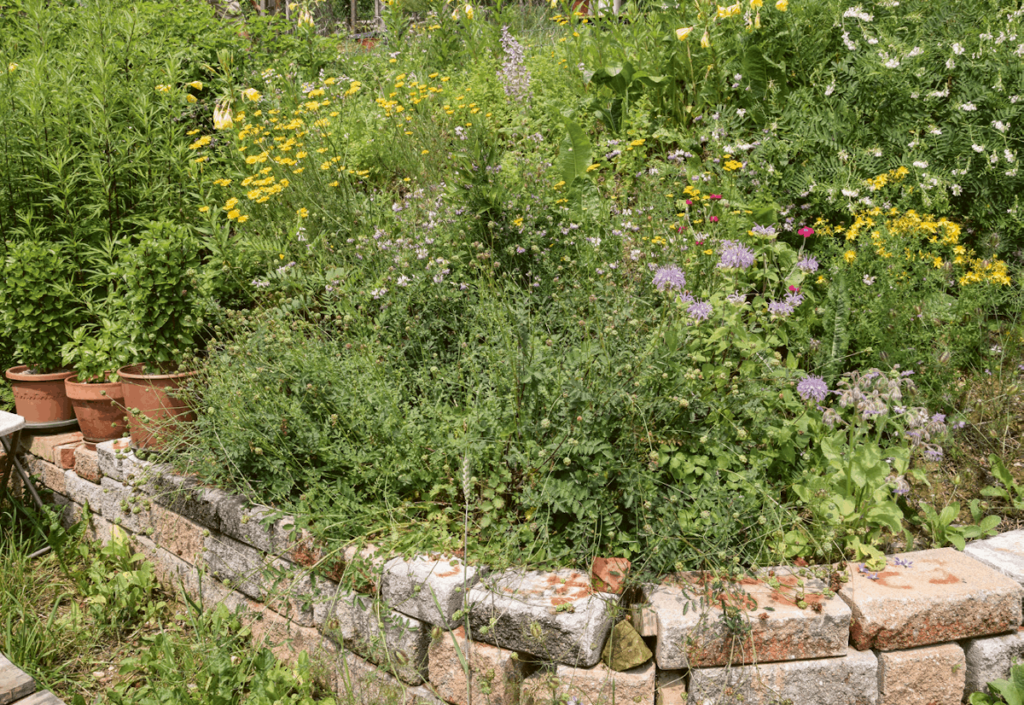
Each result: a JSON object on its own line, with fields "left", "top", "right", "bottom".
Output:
{"left": 843, "top": 250, "right": 857, "bottom": 263}
{"left": 297, "top": 207, "right": 309, "bottom": 218}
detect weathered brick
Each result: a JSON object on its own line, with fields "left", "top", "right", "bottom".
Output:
{"left": 25, "top": 431, "right": 83, "bottom": 465}
{"left": 963, "top": 627, "right": 1024, "bottom": 697}
{"left": 73, "top": 445, "right": 100, "bottom": 482}
{"left": 54, "top": 443, "right": 78, "bottom": 470}
{"left": 877, "top": 643, "right": 965, "bottom": 705}
{"left": 966, "top": 530, "right": 1024, "bottom": 590}
{"left": 203, "top": 532, "right": 273, "bottom": 600}
{"left": 689, "top": 648, "right": 879, "bottom": 705}
{"left": 428, "top": 626, "right": 527, "bottom": 705}
{"left": 839, "top": 548, "right": 1023, "bottom": 650}
{"left": 468, "top": 568, "right": 618, "bottom": 667}
{"left": 145, "top": 467, "right": 225, "bottom": 531}
{"left": 645, "top": 568, "right": 850, "bottom": 669}
{"left": 0, "top": 652, "right": 36, "bottom": 703}
{"left": 218, "top": 494, "right": 293, "bottom": 555}
{"left": 521, "top": 659, "right": 655, "bottom": 705}
{"left": 382, "top": 555, "right": 481, "bottom": 628}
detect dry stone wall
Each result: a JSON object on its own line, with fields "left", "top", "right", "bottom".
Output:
{"left": 18, "top": 431, "right": 1024, "bottom": 705}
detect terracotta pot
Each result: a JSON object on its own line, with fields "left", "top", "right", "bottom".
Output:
{"left": 118, "top": 364, "right": 198, "bottom": 450}
{"left": 4, "top": 366, "right": 76, "bottom": 424}
{"left": 65, "top": 376, "right": 129, "bottom": 447}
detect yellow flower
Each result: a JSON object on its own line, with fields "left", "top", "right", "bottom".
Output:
{"left": 224, "top": 197, "right": 239, "bottom": 210}
{"left": 242, "top": 88, "right": 262, "bottom": 102}
{"left": 451, "top": 7, "right": 459, "bottom": 18}
{"left": 775, "top": 0, "right": 788, "bottom": 10}
{"left": 186, "top": 94, "right": 197, "bottom": 104}
{"left": 843, "top": 250, "right": 857, "bottom": 263}
{"left": 227, "top": 209, "right": 241, "bottom": 220}
{"left": 701, "top": 30, "right": 711, "bottom": 48}
{"left": 751, "top": 0, "right": 762, "bottom": 7}
{"left": 7, "top": 63, "right": 17, "bottom": 73}
{"left": 213, "top": 102, "right": 234, "bottom": 130}
{"left": 422, "top": 149, "right": 429, "bottom": 155}
{"left": 586, "top": 163, "right": 601, "bottom": 172}
{"left": 630, "top": 138, "right": 645, "bottom": 146}
{"left": 189, "top": 81, "right": 203, "bottom": 90}
{"left": 198, "top": 206, "right": 210, "bottom": 213}
{"left": 237, "top": 215, "right": 249, "bottom": 223}
{"left": 717, "top": 3, "right": 741, "bottom": 17}
{"left": 297, "top": 207, "right": 309, "bottom": 218}
{"left": 465, "top": 3, "right": 474, "bottom": 17}
{"left": 675, "top": 26, "right": 694, "bottom": 40}
{"left": 155, "top": 84, "right": 171, "bottom": 93}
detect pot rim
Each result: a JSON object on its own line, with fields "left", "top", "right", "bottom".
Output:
{"left": 117, "top": 363, "right": 199, "bottom": 382}
{"left": 66, "top": 374, "right": 122, "bottom": 387}
{"left": 5, "top": 365, "right": 76, "bottom": 382}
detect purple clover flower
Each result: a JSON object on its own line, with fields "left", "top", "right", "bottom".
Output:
{"left": 687, "top": 300, "right": 713, "bottom": 321}
{"left": 797, "top": 375, "right": 829, "bottom": 402}
{"left": 653, "top": 265, "right": 686, "bottom": 291}
{"left": 717, "top": 240, "right": 756, "bottom": 270}
{"left": 797, "top": 255, "right": 819, "bottom": 273}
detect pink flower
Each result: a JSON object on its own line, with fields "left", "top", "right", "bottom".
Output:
{"left": 709, "top": 194, "right": 723, "bottom": 200}
{"left": 798, "top": 227, "right": 814, "bottom": 237}
{"left": 709, "top": 216, "right": 719, "bottom": 223}
{"left": 685, "top": 199, "right": 693, "bottom": 205}
{"left": 788, "top": 285, "right": 800, "bottom": 293}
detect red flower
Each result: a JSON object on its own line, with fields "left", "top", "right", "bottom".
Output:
{"left": 798, "top": 227, "right": 814, "bottom": 237}
{"left": 709, "top": 216, "right": 719, "bottom": 223}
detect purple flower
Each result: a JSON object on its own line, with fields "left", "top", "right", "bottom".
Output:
{"left": 797, "top": 375, "right": 829, "bottom": 402}
{"left": 858, "top": 564, "right": 879, "bottom": 580}
{"left": 653, "top": 265, "right": 686, "bottom": 291}
{"left": 751, "top": 224, "right": 777, "bottom": 237}
{"left": 892, "top": 557, "right": 913, "bottom": 568}
{"left": 768, "top": 299, "right": 795, "bottom": 316}
{"left": 797, "top": 255, "right": 819, "bottom": 273}
{"left": 717, "top": 240, "right": 756, "bottom": 270}
{"left": 687, "top": 300, "right": 713, "bottom": 321}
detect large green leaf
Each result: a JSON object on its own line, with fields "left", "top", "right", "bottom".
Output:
{"left": 559, "top": 119, "right": 593, "bottom": 185}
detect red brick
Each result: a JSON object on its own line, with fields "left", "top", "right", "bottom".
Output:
{"left": 25, "top": 432, "right": 83, "bottom": 465}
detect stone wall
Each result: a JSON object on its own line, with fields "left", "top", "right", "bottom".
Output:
{"left": 18, "top": 432, "right": 1024, "bottom": 705}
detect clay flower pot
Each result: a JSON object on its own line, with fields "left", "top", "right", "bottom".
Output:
{"left": 118, "top": 364, "right": 198, "bottom": 450}
{"left": 4, "top": 366, "right": 76, "bottom": 424}
{"left": 65, "top": 376, "right": 129, "bottom": 448}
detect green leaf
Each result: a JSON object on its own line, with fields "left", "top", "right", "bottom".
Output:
{"left": 559, "top": 119, "right": 593, "bottom": 185}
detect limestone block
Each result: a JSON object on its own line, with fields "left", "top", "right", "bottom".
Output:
{"left": 689, "top": 648, "right": 879, "bottom": 705}
{"left": 85, "top": 511, "right": 114, "bottom": 545}
{"left": 468, "top": 568, "right": 618, "bottom": 667}
{"left": 319, "top": 590, "right": 430, "bottom": 685}
{"left": 99, "top": 477, "right": 154, "bottom": 534}
{"left": 428, "top": 626, "right": 527, "bottom": 705}
{"left": 127, "top": 533, "right": 200, "bottom": 598}
{"left": 16, "top": 691, "right": 63, "bottom": 705}
{"left": 73, "top": 445, "right": 100, "bottom": 481}
{"left": 966, "top": 530, "right": 1024, "bottom": 590}
{"left": 64, "top": 469, "right": 105, "bottom": 512}
{"left": 334, "top": 651, "right": 444, "bottom": 705}
{"left": 645, "top": 568, "right": 850, "bottom": 669}
{"left": 877, "top": 642, "right": 965, "bottom": 705}
{"left": 152, "top": 504, "right": 205, "bottom": 564}
{"left": 96, "top": 439, "right": 131, "bottom": 482}
{"left": 839, "top": 548, "right": 1023, "bottom": 650}
{"left": 656, "top": 669, "right": 687, "bottom": 705}
{"left": 521, "top": 659, "right": 654, "bottom": 705}
{"left": 203, "top": 532, "right": 273, "bottom": 600}
{"left": 38, "top": 460, "right": 65, "bottom": 495}
{"left": 382, "top": 555, "right": 481, "bottom": 628}
{"left": 963, "top": 628, "right": 1024, "bottom": 696}
{"left": 143, "top": 466, "right": 225, "bottom": 531}
{"left": 218, "top": 494, "right": 288, "bottom": 554}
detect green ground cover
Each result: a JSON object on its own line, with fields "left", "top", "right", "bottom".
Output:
{"left": 2, "top": 0, "right": 1024, "bottom": 584}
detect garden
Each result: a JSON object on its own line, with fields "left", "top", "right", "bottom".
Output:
{"left": 2, "top": 0, "right": 1024, "bottom": 687}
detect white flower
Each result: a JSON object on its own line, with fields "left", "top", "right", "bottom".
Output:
{"left": 973, "top": 144, "right": 986, "bottom": 152}
{"left": 396, "top": 275, "right": 412, "bottom": 286}
{"left": 929, "top": 126, "right": 942, "bottom": 135}
{"left": 737, "top": 108, "right": 747, "bottom": 117}
{"left": 842, "top": 188, "right": 859, "bottom": 197}
{"left": 885, "top": 58, "right": 901, "bottom": 68}
{"left": 913, "top": 160, "right": 928, "bottom": 168}
{"left": 951, "top": 184, "right": 962, "bottom": 195}
{"left": 1007, "top": 168, "right": 1019, "bottom": 177}
{"left": 908, "top": 46, "right": 923, "bottom": 57}
{"left": 863, "top": 275, "right": 876, "bottom": 285}
{"left": 1012, "top": 95, "right": 1021, "bottom": 104}
{"left": 843, "top": 32, "right": 858, "bottom": 50}
{"left": 953, "top": 42, "right": 965, "bottom": 55}
{"left": 908, "top": 140, "right": 918, "bottom": 148}
{"left": 867, "top": 37, "right": 879, "bottom": 44}
{"left": 960, "top": 102, "right": 977, "bottom": 111}
{"left": 843, "top": 6, "right": 873, "bottom": 21}
{"left": 825, "top": 82, "right": 836, "bottom": 96}
{"left": 946, "top": 57, "right": 956, "bottom": 69}
{"left": 929, "top": 87, "right": 949, "bottom": 98}
{"left": 991, "top": 152, "right": 999, "bottom": 164}
{"left": 1006, "top": 149, "right": 1016, "bottom": 163}
{"left": 993, "top": 120, "right": 1009, "bottom": 132}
